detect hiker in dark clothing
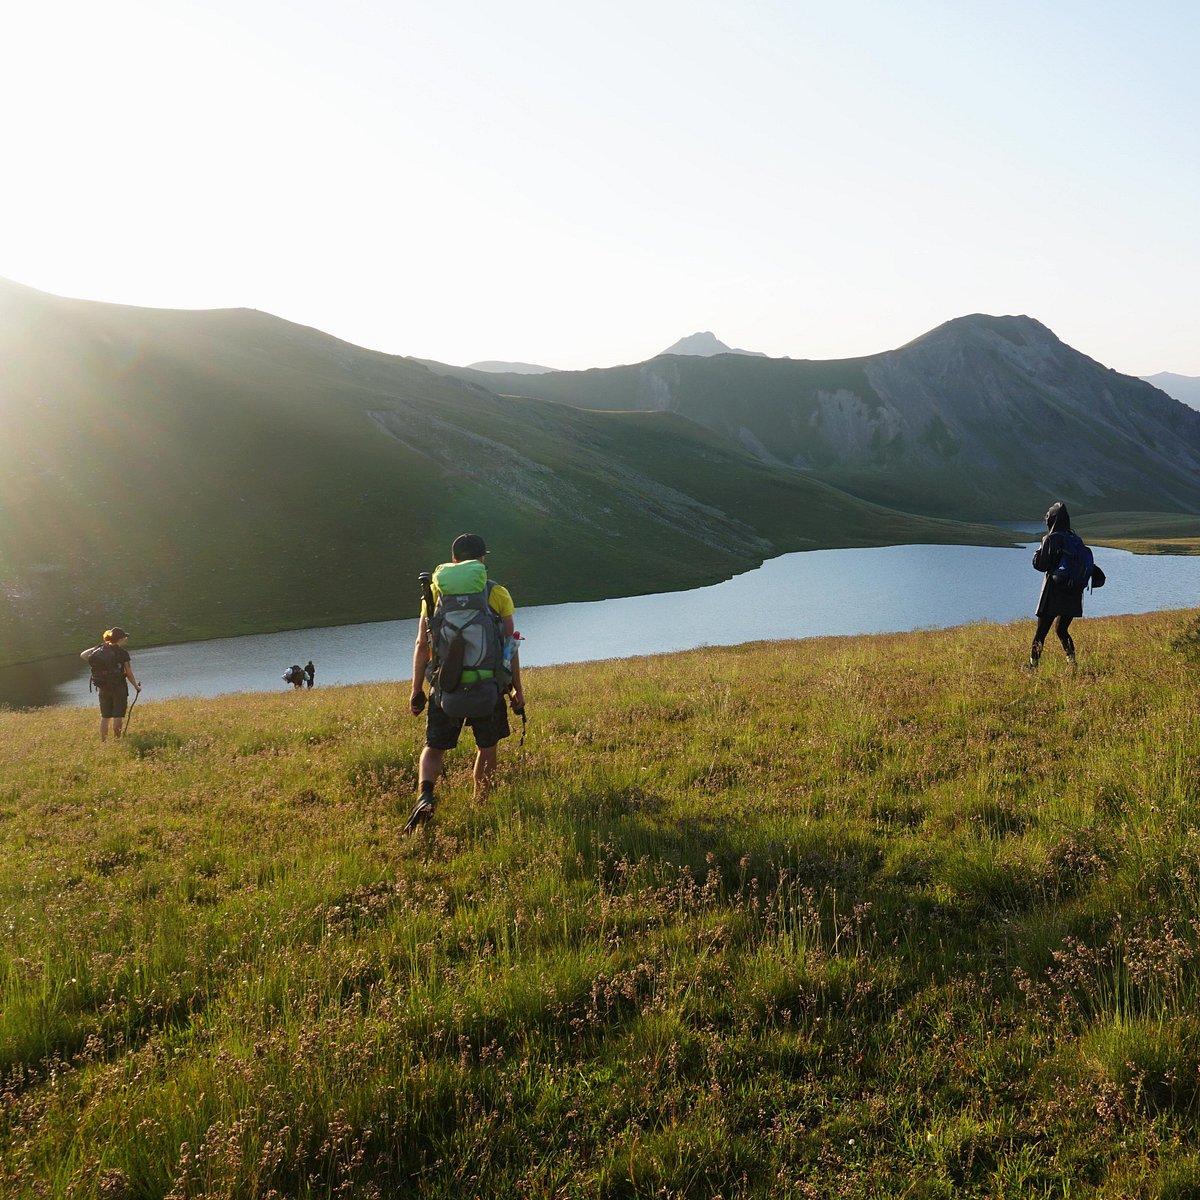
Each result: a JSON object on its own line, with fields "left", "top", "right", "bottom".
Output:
{"left": 304, "top": 661, "right": 315, "bottom": 689}
{"left": 80, "top": 627, "right": 141, "bottom": 740}
{"left": 1029, "top": 501, "right": 1104, "bottom": 669}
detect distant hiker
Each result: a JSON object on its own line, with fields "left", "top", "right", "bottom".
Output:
{"left": 283, "top": 664, "right": 306, "bottom": 689}
{"left": 304, "top": 660, "right": 316, "bottom": 689}
{"left": 406, "top": 533, "right": 525, "bottom": 832}
{"left": 1028, "top": 501, "right": 1106, "bottom": 669}
{"left": 80, "top": 627, "right": 141, "bottom": 741}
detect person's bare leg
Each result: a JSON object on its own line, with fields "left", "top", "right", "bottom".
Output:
{"left": 419, "top": 746, "right": 445, "bottom": 787}
{"left": 99, "top": 717, "right": 110, "bottom": 741}
{"left": 474, "top": 745, "right": 498, "bottom": 799}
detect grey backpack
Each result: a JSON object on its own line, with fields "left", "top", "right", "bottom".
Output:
{"left": 427, "top": 563, "right": 507, "bottom": 719}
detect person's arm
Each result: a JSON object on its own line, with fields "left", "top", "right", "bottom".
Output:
{"left": 1032, "top": 534, "right": 1053, "bottom": 573}
{"left": 124, "top": 659, "right": 141, "bottom": 691}
{"left": 410, "top": 616, "right": 431, "bottom": 714}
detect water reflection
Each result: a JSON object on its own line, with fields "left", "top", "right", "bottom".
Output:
{"left": 3, "top": 542, "right": 1197, "bottom": 711}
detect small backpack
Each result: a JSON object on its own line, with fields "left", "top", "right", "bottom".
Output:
{"left": 86, "top": 644, "right": 124, "bottom": 691}
{"left": 1050, "top": 531, "right": 1096, "bottom": 591}
{"left": 426, "top": 561, "right": 508, "bottom": 719}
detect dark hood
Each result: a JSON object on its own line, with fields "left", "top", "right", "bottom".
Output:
{"left": 1045, "top": 501, "right": 1071, "bottom": 534}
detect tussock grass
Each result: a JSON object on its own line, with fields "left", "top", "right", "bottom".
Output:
{"left": 4, "top": 611, "right": 1200, "bottom": 1197}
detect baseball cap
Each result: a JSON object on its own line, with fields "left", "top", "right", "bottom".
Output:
{"left": 451, "top": 533, "right": 488, "bottom": 560}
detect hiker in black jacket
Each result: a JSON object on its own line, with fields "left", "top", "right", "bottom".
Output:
{"left": 1029, "top": 501, "right": 1104, "bottom": 669}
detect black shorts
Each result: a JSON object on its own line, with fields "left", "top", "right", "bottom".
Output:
{"left": 425, "top": 693, "right": 510, "bottom": 751}
{"left": 98, "top": 688, "right": 129, "bottom": 719}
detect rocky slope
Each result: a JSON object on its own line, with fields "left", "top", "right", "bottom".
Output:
{"left": 430, "top": 315, "right": 1200, "bottom": 520}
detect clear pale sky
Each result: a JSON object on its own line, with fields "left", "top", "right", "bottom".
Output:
{"left": 3, "top": 1, "right": 1197, "bottom": 374}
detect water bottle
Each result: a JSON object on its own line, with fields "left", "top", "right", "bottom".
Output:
{"left": 502, "top": 630, "right": 524, "bottom": 667}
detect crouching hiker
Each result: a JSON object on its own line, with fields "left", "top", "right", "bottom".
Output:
{"left": 1028, "top": 500, "right": 1105, "bottom": 669}
{"left": 405, "top": 533, "right": 525, "bottom": 832}
{"left": 80, "top": 627, "right": 141, "bottom": 741}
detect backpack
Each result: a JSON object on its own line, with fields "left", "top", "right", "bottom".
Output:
{"left": 1050, "top": 531, "right": 1095, "bottom": 591}
{"left": 86, "top": 644, "right": 124, "bottom": 691}
{"left": 426, "top": 561, "right": 508, "bottom": 720}
{"left": 284, "top": 665, "right": 304, "bottom": 684}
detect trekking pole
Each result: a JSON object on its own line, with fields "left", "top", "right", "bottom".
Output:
{"left": 125, "top": 687, "right": 139, "bottom": 732}
{"left": 413, "top": 571, "right": 436, "bottom": 712}
{"left": 418, "top": 571, "right": 435, "bottom": 623}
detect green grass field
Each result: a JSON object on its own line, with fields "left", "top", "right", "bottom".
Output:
{"left": 1080, "top": 513, "right": 1200, "bottom": 557}
{"left": 5, "top": 611, "right": 1200, "bottom": 1197}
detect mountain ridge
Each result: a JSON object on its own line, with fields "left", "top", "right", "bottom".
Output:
{"left": 430, "top": 313, "right": 1200, "bottom": 521}
{"left": 1142, "top": 371, "right": 1200, "bottom": 410}
{"left": 465, "top": 359, "right": 557, "bottom": 374}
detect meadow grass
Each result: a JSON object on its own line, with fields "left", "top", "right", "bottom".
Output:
{"left": 4, "top": 611, "right": 1200, "bottom": 1198}
{"left": 1093, "top": 540, "right": 1200, "bottom": 557}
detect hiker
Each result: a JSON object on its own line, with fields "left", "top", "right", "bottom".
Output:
{"left": 304, "top": 660, "right": 315, "bottom": 689}
{"left": 283, "top": 664, "right": 306, "bottom": 689}
{"left": 406, "top": 533, "right": 525, "bottom": 830}
{"left": 1029, "top": 501, "right": 1105, "bottom": 669}
{"left": 79, "top": 627, "right": 141, "bottom": 741}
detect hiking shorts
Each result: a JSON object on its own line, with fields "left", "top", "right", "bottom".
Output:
{"left": 98, "top": 687, "right": 129, "bottom": 719}
{"left": 425, "top": 693, "right": 510, "bottom": 751}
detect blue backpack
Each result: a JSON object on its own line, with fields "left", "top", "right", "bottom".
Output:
{"left": 1050, "top": 531, "right": 1095, "bottom": 591}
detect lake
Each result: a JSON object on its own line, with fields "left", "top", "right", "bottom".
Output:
{"left": 3, "top": 541, "right": 1198, "bottom": 711}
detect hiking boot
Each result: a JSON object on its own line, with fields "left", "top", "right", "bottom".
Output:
{"left": 1066, "top": 651, "right": 1077, "bottom": 667}
{"left": 1027, "top": 645, "right": 1041, "bottom": 671}
{"left": 403, "top": 794, "right": 436, "bottom": 834}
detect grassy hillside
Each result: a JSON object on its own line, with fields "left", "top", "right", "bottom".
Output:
{"left": 0, "top": 280, "right": 1008, "bottom": 667}
{"left": 5, "top": 611, "right": 1200, "bottom": 1197}
{"left": 1078, "top": 512, "right": 1200, "bottom": 555}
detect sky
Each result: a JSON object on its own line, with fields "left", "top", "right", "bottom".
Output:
{"left": 2, "top": 0, "right": 1197, "bottom": 375}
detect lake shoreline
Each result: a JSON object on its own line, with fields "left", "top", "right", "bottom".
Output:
{"left": 5, "top": 540, "right": 1200, "bottom": 712}
{"left": 0, "top": 528, "right": 1027, "bottom": 672}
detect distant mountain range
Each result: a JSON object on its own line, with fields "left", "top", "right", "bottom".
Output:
{"left": 463, "top": 331, "right": 765, "bottom": 373}
{"left": 466, "top": 360, "right": 557, "bottom": 375}
{"left": 0, "top": 279, "right": 1007, "bottom": 665}
{"left": 427, "top": 315, "right": 1200, "bottom": 521}
{"left": 658, "top": 332, "right": 767, "bottom": 358}
{"left": 1141, "top": 372, "right": 1200, "bottom": 410}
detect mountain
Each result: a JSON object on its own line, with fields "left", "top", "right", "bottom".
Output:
{"left": 466, "top": 360, "right": 557, "bottom": 374}
{"left": 1142, "top": 372, "right": 1200, "bottom": 410}
{"left": 0, "top": 279, "right": 1004, "bottom": 666}
{"left": 659, "top": 331, "right": 767, "bottom": 358}
{"left": 435, "top": 315, "right": 1200, "bottom": 521}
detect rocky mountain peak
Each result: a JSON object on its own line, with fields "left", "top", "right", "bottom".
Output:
{"left": 659, "top": 331, "right": 766, "bottom": 358}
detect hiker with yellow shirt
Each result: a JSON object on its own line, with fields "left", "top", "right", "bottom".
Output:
{"left": 406, "top": 533, "right": 525, "bottom": 831}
